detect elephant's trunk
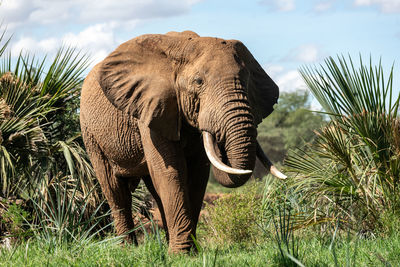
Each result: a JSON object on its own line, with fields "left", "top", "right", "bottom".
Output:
{"left": 201, "top": 83, "right": 286, "bottom": 186}
{"left": 203, "top": 132, "right": 252, "bottom": 175}
{"left": 209, "top": 95, "right": 257, "bottom": 188}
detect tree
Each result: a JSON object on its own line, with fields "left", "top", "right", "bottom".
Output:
{"left": 257, "top": 90, "right": 325, "bottom": 163}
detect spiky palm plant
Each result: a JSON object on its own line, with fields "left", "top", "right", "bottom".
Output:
{"left": 286, "top": 56, "right": 400, "bottom": 232}
{"left": 0, "top": 31, "right": 152, "bottom": 241}
{"left": 0, "top": 31, "right": 100, "bottom": 206}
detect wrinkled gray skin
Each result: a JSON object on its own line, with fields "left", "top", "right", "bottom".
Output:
{"left": 80, "top": 31, "right": 279, "bottom": 253}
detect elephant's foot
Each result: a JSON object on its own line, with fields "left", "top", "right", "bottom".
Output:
{"left": 114, "top": 228, "right": 138, "bottom": 246}
{"left": 168, "top": 239, "right": 196, "bottom": 254}
{"left": 112, "top": 209, "right": 138, "bottom": 246}
{"left": 121, "top": 231, "right": 138, "bottom": 246}
{"left": 167, "top": 232, "right": 198, "bottom": 254}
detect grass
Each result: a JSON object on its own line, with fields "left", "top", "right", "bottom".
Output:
{"left": 1, "top": 232, "right": 399, "bottom": 266}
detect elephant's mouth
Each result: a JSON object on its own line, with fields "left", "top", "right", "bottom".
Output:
{"left": 202, "top": 131, "right": 287, "bottom": 179}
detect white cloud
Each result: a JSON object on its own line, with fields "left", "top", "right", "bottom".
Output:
{"left": 265, "top": 65, "right": 306, "bottom": 92}
{"left": 276, "top": 70, "right": 306, "bottom": 92}
{"left": 354, "top": 0, "right": 400, "bottom": 13}
{"left": 10, "top": 23, "right": 118, "bottom": 66}
{"left": 313, "top": 1, "right": 334, "bottom": 12}
{"left": 0, "top": 0, "right": 37, "bottom": 30}
{"left": 265, "top": 65, "right": 285, "bottom": 77}
{"left": 2, "top": 0, "right": 201, "bottom": 62}
{"left": 37, "top": 38, "right": 60, "bottom": 53}
{"left": 28, "top": 1, "right": 74, "bottom": 25}
{"left": 11, "top": 37, "right": 38, "bottom": 55}
{"left": 62, "top": 23, "right": 117, "bottom": 64}
{"left": 264, "top": 64, "right": 323, "bottom": 109}
{"left": 285, "top": 44, "right": 325, "bottom": 63}
{"left": 79, "top": 0, "right": 200, "bottom": 23}
{"left": 0, "top": 0, "right": 202, "bottom": 31}
{"left": 260, "top": 0, "right": 295, "bottom": 11}
{"left": 10, "top": 37, "right": 60, "bottom": 55}
{"left": 295, "top": 44, "right": 321, "bottom": 62}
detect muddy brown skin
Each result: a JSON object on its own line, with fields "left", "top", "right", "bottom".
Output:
{"left": 80, "top": 31, "right": 279, "bottom": 253}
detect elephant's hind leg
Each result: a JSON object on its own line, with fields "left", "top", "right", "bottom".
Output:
{"left": 142, "top": 175, "right": 169, "bottom": 243}
{"left": 83, "top": 135, "right": 138, "bottom": 244}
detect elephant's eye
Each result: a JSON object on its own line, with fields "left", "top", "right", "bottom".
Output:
{"left": 194, "top": 77, "right": 203, "bottom": 85}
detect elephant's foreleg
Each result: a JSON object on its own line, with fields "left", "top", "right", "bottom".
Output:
{"left": 185, "top": 140, "right": 211, "bottom": 235}
{"left": 139, "top": 123, "right": 194, "bottom": 253}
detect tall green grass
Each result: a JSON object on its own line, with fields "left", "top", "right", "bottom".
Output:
{"left": 1, "top": 231, "right": 399, "bottom": 266}
{"left": 27, "top": 179, "right": 114, "bottom": 249}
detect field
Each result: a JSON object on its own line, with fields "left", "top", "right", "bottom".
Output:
{"left": 1, "top": 178, "right": 400, "bottom": 266}
{"left": 1, "top": 223, "right": 399, "bottom": 266}
{"left": 1, "top": 32, "right": 400, "bottom": 266}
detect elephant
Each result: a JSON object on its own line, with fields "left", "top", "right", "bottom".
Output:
{"left": 79, "top": 30, "right": 286, "bottom": 253}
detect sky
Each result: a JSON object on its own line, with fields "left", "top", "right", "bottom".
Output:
{"left": 0, "top": 0, "right": 399, "bottom": 97}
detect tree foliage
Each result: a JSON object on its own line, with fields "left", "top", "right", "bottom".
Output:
{"left": 257, "top": 90, "right": 325, "bottom": 163}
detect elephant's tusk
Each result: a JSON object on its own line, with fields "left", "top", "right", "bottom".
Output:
{"left": 202, "top": 131, "right": 253, "bottom": 175}
{"left": 256, "top": 141, "right": 287, "bottom": 180}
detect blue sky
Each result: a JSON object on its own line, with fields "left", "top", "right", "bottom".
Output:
{"left": 1, "top": 0, "right": 399, "bottom": 95}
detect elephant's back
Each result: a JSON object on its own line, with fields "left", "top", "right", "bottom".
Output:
{"left": 80, "top": 64, "right": 145, "bottom": 174}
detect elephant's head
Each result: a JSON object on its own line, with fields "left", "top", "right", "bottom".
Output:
{"left": 99, "top": 31, "right": 285, "bottom": 187}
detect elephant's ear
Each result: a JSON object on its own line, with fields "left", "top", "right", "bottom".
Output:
{"left": 99, "top": 35, "right": 181, "bottom": 141}
{"left": 236, "top": 43, "right": 280, "bottom": 125}
{"left": 247, "top": 62, "right": 279, "bottom": 125}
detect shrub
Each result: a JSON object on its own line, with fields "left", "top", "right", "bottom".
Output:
{"left": 0, "top": 200, "right": 31, "bottom": 238}
{"left": 201, "top": 182, "right": 263, "bottom": 245}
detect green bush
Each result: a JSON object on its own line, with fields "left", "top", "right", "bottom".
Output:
{"left": 201, "top": 183, "right": 263, "bottom": 245}
{"left": 26, "top": 178, "right": 115, "bottom": 250}
{"left": 0, "top": 201, "right": 31, "bottom": 238}
{"left": 378, "top": 210, "right": 400, "bottom": 236}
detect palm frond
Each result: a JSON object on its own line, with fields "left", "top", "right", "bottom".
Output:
{"left": 287, "top": 56, "right": 400, "bottom": 231}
